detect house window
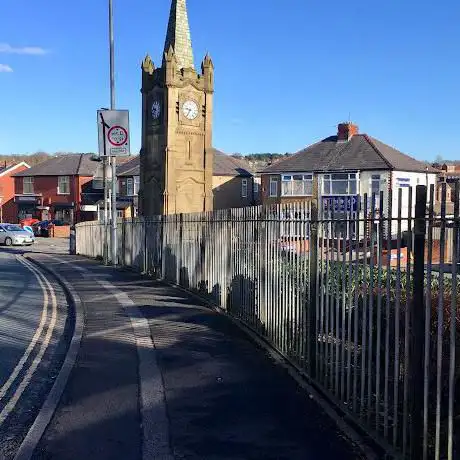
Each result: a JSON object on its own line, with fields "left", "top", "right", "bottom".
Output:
{"left": 134, "top": 176, "right": 140, "bottom": 195}
{"left": 281, "top": 174, "right": 313, "bottom": 196}
{"left": 371, "top": 175, "right": 381, "bottom": 195}
{"left": 253, "top": 181, "right": 259, "bottom": 195}
{"left": 127, "top": 178, "right": 134, "bottom": 196}
{"left": 23, "top": 177, "right": 34, "bottom": 194}
{"left": 269, "top": 177, "right": 278, "bottom": 197}
{"left": 117, "top": 210, "right": 124, "bottom": 219}
{"left": 323, "top": 173, "right": 357, "bottom": 195}
{"left": 241, "top": 178, "right": 248, "bottom": 198}
{"left": 58, "top": 176, "right": 70, "bottom": 195}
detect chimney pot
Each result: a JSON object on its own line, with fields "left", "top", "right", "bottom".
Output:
{"left": 337, "top": 122, "right": 359, "bottom": 141}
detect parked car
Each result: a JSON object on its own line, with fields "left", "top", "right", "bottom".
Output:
{"left": 0, "top": 223, "right": 35, "bottom": 246}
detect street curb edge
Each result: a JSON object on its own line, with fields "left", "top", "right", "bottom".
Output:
{"left": 13, "top": 255, "right": 84, "bottom": 460}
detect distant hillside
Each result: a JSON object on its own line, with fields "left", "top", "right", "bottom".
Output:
{"left": 230, "top": 153, "right": 292, "bottom": 172}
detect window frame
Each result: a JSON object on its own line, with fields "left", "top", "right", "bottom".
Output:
{"left": 241, "top": 178, "right": 248, "bottom": 198}
{"left": 370, "top": 174, "right": 381, "bottom": 195}
{"left": 57, "top": 176, "right": 70, "bottom": 195}
{"left": 281, "top": 173, "right": 314, "bottom": 197}
{"left": 126, "top": 177, "right": 134, "bottom": 196}
{"left": 134, "top": 176, "right": 140, "bottom": 196}
{"left": 23, "top": 177, "right": 34, "bottom": 194}
{"left": 269, "top": 177, "right": 278, "bottom": 198}
{"left": 322, "top": 172, "right": 358, "bottom": 196}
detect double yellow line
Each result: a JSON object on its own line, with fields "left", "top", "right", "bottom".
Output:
{"left": 0, "top": 256, "right": 58, "bottom": 426}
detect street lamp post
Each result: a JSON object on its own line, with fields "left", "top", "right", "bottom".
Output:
{"left": 109, "top": 0, "right": 117, "bottom": 266}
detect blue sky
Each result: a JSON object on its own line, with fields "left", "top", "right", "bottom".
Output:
{"left": 0, "top": 0, "right": 459, "bottom": 161}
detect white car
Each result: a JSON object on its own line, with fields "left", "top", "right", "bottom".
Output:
{"left": 0, "top": 223, "right": 35, "bottom": 246}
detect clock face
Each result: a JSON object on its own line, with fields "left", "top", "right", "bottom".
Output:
{"left": 151, "top": 100, "right": 161, "bottom": 120}
{"left": 182, "top": 100, "right": 199, "bottom": 120}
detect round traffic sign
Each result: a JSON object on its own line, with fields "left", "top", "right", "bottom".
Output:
{"left": 107, "top": 125, "right": 128, "bottom": 146}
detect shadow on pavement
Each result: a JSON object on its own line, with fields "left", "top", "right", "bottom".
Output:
{"left": 28, "top": 257, "right": 365, "bottom": 460}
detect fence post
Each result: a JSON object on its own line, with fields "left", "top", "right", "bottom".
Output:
{"left": 178, "top": 213, "right": 183, "bottom": 285}
{"left": 225, "top": 209, "right": 232, "bottom": 310}
{"left": 410, "top": 185, "right": 427, "bottom": 459}
{"left": 143, "top": 218, "right": 148, "bottom": 274}
{"left": 309, "top": 201, "right": 319, "bottom": 378}
{"left": 161, "top": 214, "right": 166, "bottom": 280}
{"left": 259, "top": 206, "right": 267, "bottom": 332}
{"left": 121, "top": 217, "right": 126, "bottom": 267}
{"left": 200, "top": 213, "right": 207, "bottom": 294}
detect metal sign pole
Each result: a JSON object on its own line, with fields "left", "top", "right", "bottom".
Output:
{"left": 109, "top": 0, "right": 117, "bottom": 266}
{"left": 102, "top": 120, "right": 109, "bottom": 265}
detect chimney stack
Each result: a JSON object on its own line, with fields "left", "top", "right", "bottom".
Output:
{"left": 337, "top": 122, "right": 359, "bottom": 141}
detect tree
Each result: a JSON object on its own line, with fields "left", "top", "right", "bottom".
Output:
{"left": 434, "top": 154, "right": 444, "bottom": 164}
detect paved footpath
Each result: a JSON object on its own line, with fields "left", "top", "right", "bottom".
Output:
{"left": 27, "top": 253, "right": 365, "bottom": 460}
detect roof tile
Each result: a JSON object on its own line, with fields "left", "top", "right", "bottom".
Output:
{"left": 14, "top": 154, "right": 99, "bottom": 177}
{"left": 263, "top": 134, "right": 436, "bottom": 174}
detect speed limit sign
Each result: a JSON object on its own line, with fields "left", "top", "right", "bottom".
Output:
{"left": 107, "top": 126, "right": 128, "bottom": 146}
{"left": 97, "top": 109, "right": 130, "bottom": 157}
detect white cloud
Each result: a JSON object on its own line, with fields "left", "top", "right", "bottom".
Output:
{"left": 0, "top": 43, "right": 48, "bottom": 55}
{"left": 0, "top": 64, "right": 13, "bottom": 73}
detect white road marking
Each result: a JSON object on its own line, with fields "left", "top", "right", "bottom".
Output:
{"left": 0, "top": 257, "right": 49, "bottom": 403}
{"left": 39, "top": 255, "right": 173, "bottom": 460}
{"left": 0, "top": 257, "right": 58, "bottom": 426}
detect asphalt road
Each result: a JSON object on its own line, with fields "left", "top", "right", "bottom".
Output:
{"left": 0, "top": 251, "right": 69, "bottom": 460}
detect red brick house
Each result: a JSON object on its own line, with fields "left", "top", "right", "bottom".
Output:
{"left": 13, "top": 154, "right": 99, "bottom": 224}
{"left": 0, "top": 162, "right": 30, "bottom": 223}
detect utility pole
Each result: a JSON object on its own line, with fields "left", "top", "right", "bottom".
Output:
{"left": 109, "top": 0, "right": 117, "bottom": 266}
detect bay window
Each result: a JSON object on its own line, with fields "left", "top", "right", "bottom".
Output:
{"left": 281, "top": 174, "right": 313, "bottom": 196}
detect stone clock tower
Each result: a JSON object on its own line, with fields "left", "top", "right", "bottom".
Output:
{"left": 139, "top": 0, "right": 214, "bottom": 216}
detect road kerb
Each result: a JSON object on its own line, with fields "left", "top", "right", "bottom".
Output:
{"left": 25, "top": 255, "right": 174, "bottom": 460}
{"left": 13, "top": 255, "right": 84, "bottom": 460}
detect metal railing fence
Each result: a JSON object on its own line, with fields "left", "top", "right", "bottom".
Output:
{"left": 75, "top": 185, "right": 459, "bottom": 459}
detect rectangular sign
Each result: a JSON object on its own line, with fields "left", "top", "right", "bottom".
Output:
{"left": 97, "top": 109, "right": 130, "bottom": 157}
{"left": 322, "top": 195, "right": 358, "bottom": 213}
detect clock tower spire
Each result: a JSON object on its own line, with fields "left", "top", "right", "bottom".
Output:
{"left": 139, "top": 0, "right": 214, "bottom": 217}
{"left": 163, "top": 0, "right": 194, "bottom": 70}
